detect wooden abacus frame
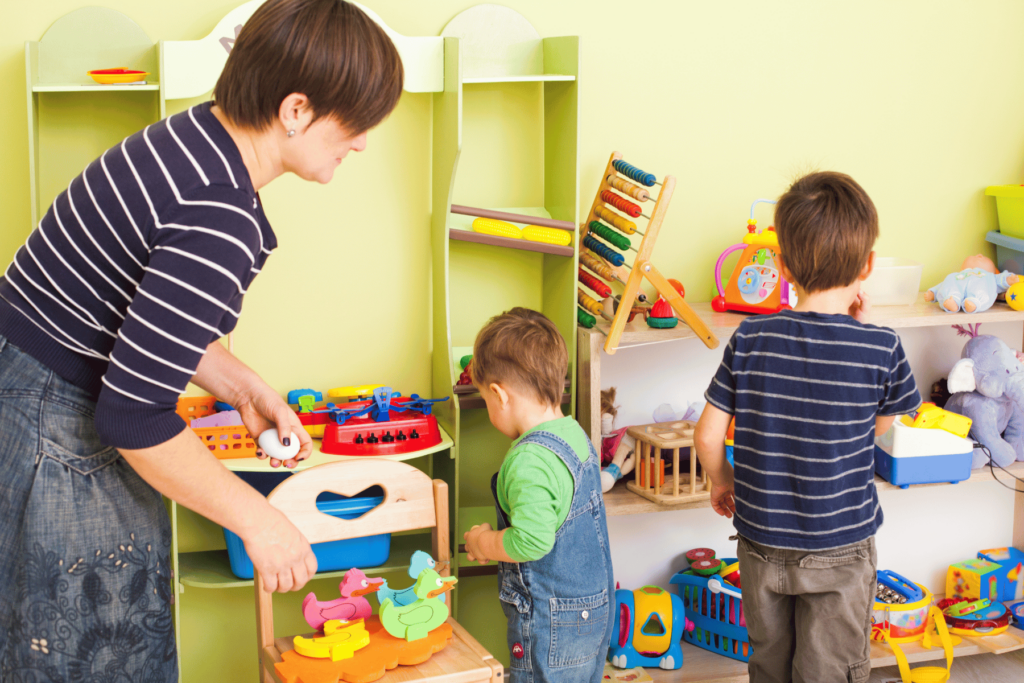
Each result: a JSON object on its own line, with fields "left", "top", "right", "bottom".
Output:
{"left": 581, "top": 152, "right": 719, "bottom": 354}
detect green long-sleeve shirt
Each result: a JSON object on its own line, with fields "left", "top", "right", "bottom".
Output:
{"left": 497, "top": 416, "right": 592, "bottom": 562}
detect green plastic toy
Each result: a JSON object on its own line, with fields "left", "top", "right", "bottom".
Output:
{"left": 378, "top": 568, "right": 458, "bottom": 641}
{"left": 460, "top": 355, "right": 473, "bottom": 370}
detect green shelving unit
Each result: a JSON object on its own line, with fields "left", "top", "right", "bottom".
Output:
{"left": 429, "top": 5, "right": 580, "bottom": 665}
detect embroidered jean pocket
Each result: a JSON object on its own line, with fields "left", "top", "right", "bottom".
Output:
{"left": 40, "top": 398, "right": 119, "bottom": 475}
{"left": 499, "top": 574, "right": 531, "bottom": 615}
{"left": 799, "top": 542, "right": 871, "bottom": 569}
{"left": 549, "top": 590, "right": 609, "bottom": 668}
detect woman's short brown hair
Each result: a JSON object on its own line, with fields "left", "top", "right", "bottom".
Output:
{"left": 473, "top": 308, "right": 567, "bottom": 407}
{"left": 214, "top": 0, "right": 404, "bottom": 134}
{"left": 774, "top": 171, "right": 879, "bottom": 294}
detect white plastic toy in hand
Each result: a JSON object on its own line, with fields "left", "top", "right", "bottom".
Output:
{"left": 258, "top": 428, "right": 301, "bottom": 460}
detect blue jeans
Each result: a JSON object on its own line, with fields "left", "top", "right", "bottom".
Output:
{"left": 0, "top": 336, "right": 177, "bottom": 682}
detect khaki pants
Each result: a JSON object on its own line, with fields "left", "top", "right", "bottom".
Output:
{"left": 736, "top": 535, "right": 877, "bottom": 683}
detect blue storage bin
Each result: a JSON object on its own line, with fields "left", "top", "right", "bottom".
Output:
{"left": 224, "top": 472, "right": 390, "bottom": 580}
{"left": 670, "top": 561, "right": 751, "bottom": 663}
{"left": 986, "top": 231, "right": 1024, "bottom": 273}
{"left": 873, "top": 446, "right": 972, "bottom": 490}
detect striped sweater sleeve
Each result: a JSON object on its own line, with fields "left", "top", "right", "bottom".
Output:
{"left": 704, "top": 331, "right": 737, "bottom": 414}
{"left": 94, "top": 187, "right": 263, "bottom": 449}
{"left": 878, "top": 336, "right": 921, "bottom": 416}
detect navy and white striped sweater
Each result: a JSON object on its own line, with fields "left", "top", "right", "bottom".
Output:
{"left": 0, "top": 102, "right": 275, "bottom": 449}
{"left": 705, "top": 310, "right": 921, "bottom": 551}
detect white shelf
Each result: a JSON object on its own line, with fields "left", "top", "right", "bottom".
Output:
{"left": 462, "top": 74, "right": 575, "bottom": 83}
{"left": 32, "top": 83, "right": 160, "bottom": 92}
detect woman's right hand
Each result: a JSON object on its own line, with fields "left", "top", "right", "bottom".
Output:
{"left": 243, "top": 506, "right": 318, "bottom": 592}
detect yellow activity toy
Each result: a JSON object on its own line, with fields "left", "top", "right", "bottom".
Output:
{"left": 293, "top": 619, "right": 371, "bottom": 662}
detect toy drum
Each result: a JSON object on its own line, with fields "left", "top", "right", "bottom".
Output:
{"left": 720, "top": 562, "right": 741, "bottom": 588}
{"left": 872, "top": 581, "right": 933, "bottom": 642}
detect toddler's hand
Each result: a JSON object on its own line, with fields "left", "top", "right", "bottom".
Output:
{"left": 709, "top": 483, "right": 736, "bottom": 519}
{"left": 849, "top": 291, "right": 871, "bottom": 323}
{"left": 464, "top": 523, "right": 493, "bottom": 565}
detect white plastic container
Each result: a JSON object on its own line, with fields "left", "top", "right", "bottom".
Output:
{"left": 861, "top": 257, "right": 923, "bottom": 306}
{"left": 874, "top": 418, "right": 973, "bottom": 489}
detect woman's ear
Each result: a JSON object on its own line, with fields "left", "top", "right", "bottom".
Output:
{"left": 489, "top": 382, "right": 510, "bottom": 409}
{"left": 859, "top": 251, "right": 876, "bottom": 281}
{"left": 278, "top": 93, "right": 313, "bottom": 135}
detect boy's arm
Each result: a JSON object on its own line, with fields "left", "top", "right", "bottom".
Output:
{"left": 876, "top": 415, "right": 897, "bottom": 436}
{"left": 694, "top": 404, "right": 736, "bottom": 518}
{"left": 464, "top": 525, "right": 515, "bottom": 564}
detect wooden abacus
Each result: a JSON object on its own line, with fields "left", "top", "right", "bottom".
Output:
{"left": 577, "top": 152, "right": 719, "bottom": 354}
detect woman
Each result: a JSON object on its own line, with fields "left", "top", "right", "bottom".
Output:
{"left": 0, "top": 1, "right": 403, "bottom": 680}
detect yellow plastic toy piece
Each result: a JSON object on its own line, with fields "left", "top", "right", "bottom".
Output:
{"left": 327, "top": 385, "right": 385, "bottom": 400}
{"left": 293, "top": 619, "right": 370, "bottom": 662}
{"left": 742, "top": 226, "right": 780, "bottom": 248}
{"left": 472, "top": 218, "right": 522, "bottom": 239}
{"left": 523, "top": 225, "right": 572, "bottom": 246}
{"left": 910, "top": 403, "right": 972, "bottom": 439}
{"left": 1007, "top": 281, "right": 1024, "bottom": 311}
{"left": 886, "top": 607, "right": 955, "bottom": 683}
{"left": 632, "top": 586, "right": 673, "bottom": 656}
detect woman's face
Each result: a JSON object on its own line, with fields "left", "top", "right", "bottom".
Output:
{"left": 283, "top": 116, "right": 367, "bottom": 184}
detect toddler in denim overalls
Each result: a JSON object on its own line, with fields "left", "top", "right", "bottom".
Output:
{"left": 463, "top": 308, "right": 615, "bottom": 683}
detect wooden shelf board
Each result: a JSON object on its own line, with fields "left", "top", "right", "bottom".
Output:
{"left": 219, "top": 427, "right": 452, "bottom": 473}
{"left": 605, "top": 461, "right": 1024, "bottom": 517}
{"left": 583, "top": 295, "right": 1024, "bottom": 351}
{"left": 463, "top": 74, "right": 575, "bottom": 83}
{"left": 454, "top": 379, "right": 572, "bottom": 409}
{"left": 177, "top": 532, "right": 431, "bottom": 589}
{"left": 32, "top": 83, "right": 160, "bottom": 92}
{"left": 640, "top": 627, "right": 1024, "bottom": 683}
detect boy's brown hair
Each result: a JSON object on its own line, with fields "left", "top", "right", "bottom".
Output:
{"left": 214, "top": 0, "right": 404, "bottom": 134}
{"left": 774, "top": 171, "right": 878, "bottom": 294}
{"left": 473, "top": 308, "right": 567, "bottom": 407}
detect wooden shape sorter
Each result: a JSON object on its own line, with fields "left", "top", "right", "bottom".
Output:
{"left": 275, "top": 616, "right": 454, "bottom": 683}
{"left": 626, "top": 420, "right": 711, "bottom": 506}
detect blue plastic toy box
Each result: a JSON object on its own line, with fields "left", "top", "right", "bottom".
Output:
{"left": 873, "top": 418, "right": 973, "bottom": 489}
{"left": 670, "top": 559, "right": 751, "bottom": 663}
{"left": 224, "top": 471, "right": 390, "bottom": 580}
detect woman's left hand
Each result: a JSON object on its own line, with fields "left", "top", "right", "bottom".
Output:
{"left": 235, "top": 383, "right": 313, "bottom": 468}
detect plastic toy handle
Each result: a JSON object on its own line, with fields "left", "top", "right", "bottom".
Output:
{"left": 706, "top": 577, "right": 742, "bottom": 599}
{"left": 877, "top": 569, "right": 924, "bottom": 601}
{"left": 715, "top": 244, "right": 748, "bottom": 297}
{"left": 749, "top": 199, "right": 778, "bottom": 221}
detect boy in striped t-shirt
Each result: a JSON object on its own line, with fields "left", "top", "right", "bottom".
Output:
{"left": 695, "top": 172, "right": 921, "bottom": 683}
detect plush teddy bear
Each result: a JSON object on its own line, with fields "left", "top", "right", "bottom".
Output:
{"left": 600, "top": 388, "right": 636, "bottom": 493}
{"left": 924, "top": 254, "right": 1018, "bottom": 313}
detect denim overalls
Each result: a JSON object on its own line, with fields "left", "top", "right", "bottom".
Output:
{"left": 491, "top": 430, "right": 615, "bottom": 683}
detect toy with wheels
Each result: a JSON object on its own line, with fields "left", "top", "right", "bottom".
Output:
{"left": 712, "top": 199, "right": 795, "bottom": 315}
{"left": 608, "top": 585, "right": 689, "bottom": 670}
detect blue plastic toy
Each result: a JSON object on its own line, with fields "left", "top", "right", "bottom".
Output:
{"left": 214, "top": 401, "right": 235, "bottom": 412}
{"left": 287, "top": 389, "right": 323, "bottom": 413}
{"left": 876, "top": 569, "right": 925, "bottom": 603}
{"left": 316, "top": 387, "right": 449, "bottom": 426}
{"left": 377, "top": 550, "right": 446, "bottom": 607}
{"left": 609, "top": 585, "right": 685, "bottom": 670}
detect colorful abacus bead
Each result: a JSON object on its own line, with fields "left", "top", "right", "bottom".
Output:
{"left": 580, "top": 250, "right": 617, "bottom": 281}
{"left": 594, "top": 205, "right": 638, "bottom": 235}
{"left": 601, "top": 190, "right": 642, "bottom": 218}
{"left": 523, "top": 225, "right": 572, "bottom": 246}
{"left": 578, "top": 268, "right": 612, "bottom": 298}
{"left": 613, "top": 159, "right": 657, "bottom": 187}
{"left": 606, "top": 174, "right": 650, "bottom": 202}
{"left": 577, "top": 288, "right": 604, "bottom": 316}
{"left": 582, "top": 234, "right": 625, "bottom": 267}
{"left": 577, "top": 308, "right": 596, "bottom": 329}
{"left": 588, "top": 221, "right": 631, "bottom": 251}
{"left": 472, "top": 217, "right": 522, "bottom": 239}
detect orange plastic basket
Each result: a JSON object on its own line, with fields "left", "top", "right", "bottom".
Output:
{"left": 195, "top": 425, "right": 257, "bottom": 459}
{"left": 176, "top": 396, "right": 217, "bottom": 423}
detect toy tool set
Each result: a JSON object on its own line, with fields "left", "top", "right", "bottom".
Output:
{"left": 712, "top": 199, "right": 793, "bottom": 315}
{"left": 576, "top": 152, "right": 718, "bottom": 354}
{"left": 287, "top": 385, "right": 449, "bottom": 456}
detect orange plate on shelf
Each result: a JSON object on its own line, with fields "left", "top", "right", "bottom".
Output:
{"left": 275, "top": 616, "right": 452, "bottom": 683}
{"left": 87, "top": 68, "right": 149, "bottom": 84}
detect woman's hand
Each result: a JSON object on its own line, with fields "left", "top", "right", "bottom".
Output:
{"left": 244, "top": 506, "right": 318, "bottom": 592}
{"left": 234, "top": 382, "right": 312, "bottom": 468}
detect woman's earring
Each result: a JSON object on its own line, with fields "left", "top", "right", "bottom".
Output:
{"left": 287, "top": 130, "right": 296, "bottom": 138}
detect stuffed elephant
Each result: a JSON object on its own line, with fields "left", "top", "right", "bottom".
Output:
{"left": 944, "top": 334, "right": 1024, "bottom": 468}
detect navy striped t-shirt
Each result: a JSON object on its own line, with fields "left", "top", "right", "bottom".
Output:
{"left": 705, "top": 310, "right": 921, "bottom": 551}
{"left": 0, "top": 102, "right": 275, "bottom": 449}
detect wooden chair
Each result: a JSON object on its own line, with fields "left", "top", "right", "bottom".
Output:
{"left": 255, "top": 459, "right": 502, "bottom": 683}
